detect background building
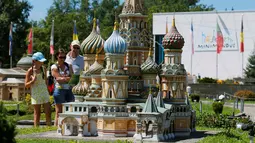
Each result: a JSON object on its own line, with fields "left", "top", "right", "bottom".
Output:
{"left": 153, "top": 11, "right": 255, "bottom": 79}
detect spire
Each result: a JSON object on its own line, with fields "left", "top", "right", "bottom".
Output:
{"left": 172, "top": 16, "right": 175, "bottom": 27}
{"left": 142, "top": 93, "right": 159, "bottom": 113}
{"left": 166, "top": 17, "right": 168, "bottom": 34}
{"left": 148, "top": 47, "right": 152, "bottom": 57}
{"left": 93, "top": 10, "right": 97, "bottom": 30}
{"left": 114, "top": 12, "right": 119, "bottom": 31}
{"left": 155, "top": 88, "right": 165, "bottom": 108}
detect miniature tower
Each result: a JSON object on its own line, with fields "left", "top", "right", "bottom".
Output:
{"left": 101, "top": 19, "right": 128, "bottom": 105}
{"left": 161, "top": 17, "right": 186, "bottom": 99}
{"left": 119, "top": 0, "right": 151, "bottom": 94}
{"left": 85, "top": 51, "right": 104, "bottom": 101}
{"left": 140, "top": 46, "right": 159, "bottom": 96}
{"left": 81, "top": 17, "right": 105, "bottom": 71}
{"left": 134, "top": 89, "right": 162, "bottom": 142}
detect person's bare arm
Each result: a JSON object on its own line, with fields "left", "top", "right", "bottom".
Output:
{"left": 25, "top": 68, "right": 36, "bottom": 88}
{"left": 51, "top": 67, "right": 70, "bottom": 83}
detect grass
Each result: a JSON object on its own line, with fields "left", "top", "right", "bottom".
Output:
{"left": 17, "top": 126, "right": 58, "bottom": 135}
{"left": 198, "top": 129, "right": 255, "bottom": 143}
{"left": 196, "top": 126, "right": 223, "bottom": 131}
{"left": 191, "top": 101, "right": 240, "bottom": 115}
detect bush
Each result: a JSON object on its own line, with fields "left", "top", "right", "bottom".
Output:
{"left": 0, "top": 102, "right": 17, "bottom": 143}
{"left": 234, "top": 90, "right": 255, "bottom": 99}
{"left": 212, "top": 102, "right": 224, "bottom": 114}
{"left": 190, "top": 94, "right": 200, "bottom": 102}
{"left": 198, "top": 77, "right": 217, "bottom": 83}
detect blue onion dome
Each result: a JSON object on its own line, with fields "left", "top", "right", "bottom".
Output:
{"left": 81, "top": 18, "right": 105, "bottom": 54}
{"left": 141, "top": 48, "right": 159, "bottom": 74}
{"left": 104, "top": 21, "right": 127, "bottom": 54}
{"left": 87, "top": 53, "right": 103, "bottom": 74}
{"left": 72, "top": 81, "right": 87, "bottom": 96}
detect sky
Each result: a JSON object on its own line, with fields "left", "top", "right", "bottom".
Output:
{"left": 28, "top": 0, "right": 255, "bottom": 21}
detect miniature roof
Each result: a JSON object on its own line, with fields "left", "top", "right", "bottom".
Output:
{"left": 1, "top": 78, "right": 24, "bottom": 84}
{"left": 155, "top": 90, "right": 165, "bottom": 108}
{"left": 121, "top": 0, "right": 144, "bottom": 14}
{"left": 72, "top": 81, "right": 87, "bottom": 96}
{"left": 0, "top": 68, "right": 26, "bottom": 76}
{"left": 104, "top": 21, "right": 127, "bottom": 54}
{"left": 81, "top": 18, "right": 105, "bottom": 54}
{"left": 87, "top": 53, "right": 103, "bottom": 74}
{"left": 16, "top": 54, "right": 32, "bottom": 67}
{"left": 141, "top": 48, "right": 159, "bottom": 74}
{"left": 162, "top": 17, "right": 185, "bottom": 49}
{"left": 142, "top": 93, "right": 158, "bottom": 113}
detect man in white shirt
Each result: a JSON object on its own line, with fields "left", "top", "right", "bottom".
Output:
{"left": 65, "top": 40, "right": 84, "bottom": 75}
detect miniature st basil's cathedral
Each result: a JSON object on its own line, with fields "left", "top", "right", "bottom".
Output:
{"left": 57, "top": 0, "right": 196, "bottom": 142}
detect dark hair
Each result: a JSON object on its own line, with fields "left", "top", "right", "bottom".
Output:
{"left": 55, "top": 48, "right": 66, "bottom": 59}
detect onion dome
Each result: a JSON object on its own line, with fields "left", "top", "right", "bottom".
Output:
{"left": 104, "top": 21, "right": 127, "bottom": 54}
{"left": 87, "top": 52, "right": 103, "bottom": 74}
{"left": 16, "top": 54, "right": 32, "bottom": 70}
{"left": 141, "top": 48, "right": 159, "bottom": 74}
{"left": 81, "top": 18, "right": 104, "bottom": 54}
{"left": 162, "top": 17, "right": 185, "bottom": 49}
{"left": 72, "top": 81, "right": 87, "bottom": 96}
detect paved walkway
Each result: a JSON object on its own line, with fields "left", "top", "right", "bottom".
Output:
{"left": 16, "top": 130, "right": 218, "bottom": 143}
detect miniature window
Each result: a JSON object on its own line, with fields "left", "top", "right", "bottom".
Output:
{"left": 131, "top": 106, "right": 137, "bottom": 112}
{"left": 91, "top": 107, "right": 97, "bottom": 113}
{"left": 84, "top": 107, "right": 86, "bottom": 112}
{"left": 66, "top": 106, "right": 69, "bottom": 112}
{"left": 74, "top": 107, "right": 77, "bottom": 112}
{"left": 79, "top": 107, "right": 82, "bottom": 112}
{"left": 67, "top": 125, "right": 70, "bottom": 130}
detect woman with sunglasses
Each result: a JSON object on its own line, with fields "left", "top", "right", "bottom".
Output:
{"left": 25, "top": 52, "right": 51, "bottom": 127}
{"left": 51, "top": 48, "right": 74, "bottom": 126}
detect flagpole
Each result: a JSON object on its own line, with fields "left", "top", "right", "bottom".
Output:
{"left": 52, "top": 19, "right": 54, "bottom": 63}
{"left": 32, "top": 23, "right": 33, "bottom": 54}
{"left": 191, "top": 18, "right": 193, "bottom": 76}
{"left": 10, "top": 22, "right": 12, "bottom": 68}
{"left": 216, "top": 53, "right": 218, "bottom": 79}
{"left": 242, "top": 52, "right": 244, "bottom": 77}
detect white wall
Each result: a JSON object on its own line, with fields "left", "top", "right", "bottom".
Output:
{"left": 153, "top": 11, "right": 255, "bottom": 79}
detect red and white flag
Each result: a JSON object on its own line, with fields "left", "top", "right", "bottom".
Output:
{"left": 216, "top": 20, "right": 224, "bottom": 54}
{"left": 27, "top": 28, "right": 33, "bottom": 54}
{"left": 50, "top": 20, "right": 54, "bottom": 55}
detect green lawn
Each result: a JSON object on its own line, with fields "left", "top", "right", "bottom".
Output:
{"left": 17, "top": 126, "right": 57, "bottom": 135}
{"left": 191, "top": 101, "right": 239, "bottom": 115}
{"left": 199, "top": 129, "right": 255, "bottom": 143}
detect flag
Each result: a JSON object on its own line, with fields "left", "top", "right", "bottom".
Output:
{"left": 191, "top": 19, "right": 194, "bottom": 55}
{"left": 217, "top": 14, "right": 230, "bottom": 35}
{"left": 27, "top": 28, "right": 33, "bottom": 54}
{"left": 73, "top": 21, "right": 78, "bottom": 41}
{"left": 240, "top": 15, "right": 244, "bottom": 53}
{"left": 166, "top": 17, "right": 168, "bottom": 34}
{"left": 216, "top": 20, "right": 224, "bottom": 54}
{"left": 50, "top": 20, "right": 54, "bottom": 55}
{"left": 9, "top": 22, "right": 13, "bottom": 56}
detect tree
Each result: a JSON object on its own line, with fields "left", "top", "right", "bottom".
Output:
{"left": 0, "top": 0, "right": 32, "bottom": 68}
{"left": 245, "top": 50, "right": 255, "bottom": 78}
{"left": 0, "top": 102, "right": 17, "bottom": 143}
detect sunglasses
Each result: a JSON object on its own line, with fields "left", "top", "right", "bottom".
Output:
{"left": 58, "top": 56, "right": 66, "bottom": 59}
{"left": 73, "top": 46, "right": 80, "bottom": 50}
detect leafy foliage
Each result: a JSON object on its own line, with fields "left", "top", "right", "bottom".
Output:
{"left": 234, "top": 90, "right": 255, "bottom": 99}
{"left": 190, "top": 94, "right": 200, "bottom": 102}
{"left": 198, "top": 77, "right": 217, "bottom": 83}
{"left": 212, "top": 102, "right": 224, "bottom": 114}
{"left": 0, "top": 0, "right": 32, "bottom": 68}
{"left": 0, "top": 102, "right": 17, "bottom": 143}
{"left": 245, "top": 50, "right": 255, "bottom": 78}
